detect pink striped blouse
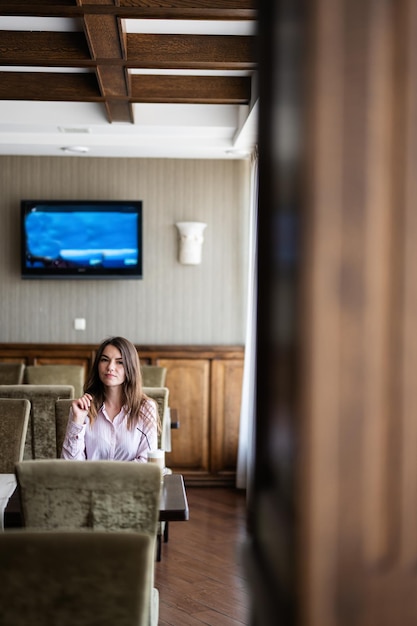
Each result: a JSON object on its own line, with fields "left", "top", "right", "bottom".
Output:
{"left": 61, "top": 398, "right": 158, "bottom": 462}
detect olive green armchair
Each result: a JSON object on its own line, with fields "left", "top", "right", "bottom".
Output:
{"left": 0, "top": 531, "right": 154, "bottom": 626}
{"left": 0, "top": 398, "right": 30, "bottom": 473}
{"left": 24, "top": 364, "right": 85, "bottom": 398}
{"left": 0, "top": 385, "right": 74, "bottom": 459}
{"left": 16, "top": 460, "right": 162, "bottom": 626}
{"left": 0, "top": 363, "right": 25, "bottom": 385}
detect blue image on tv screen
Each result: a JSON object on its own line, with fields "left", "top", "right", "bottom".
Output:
{"left": 25, "top": 210, "right": 139, "bottom": 269}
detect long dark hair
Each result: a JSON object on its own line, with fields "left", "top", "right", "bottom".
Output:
{"left": 84, "top": 336, "right": 158, "bottom": 431}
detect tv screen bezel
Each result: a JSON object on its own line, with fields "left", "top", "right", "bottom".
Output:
{"left": 20, "top": 199, "right": 143, "bottom": 280}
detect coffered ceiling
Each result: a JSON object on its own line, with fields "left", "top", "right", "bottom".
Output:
{"left": 0, "top": 1, "right": 258, "bottom": 159}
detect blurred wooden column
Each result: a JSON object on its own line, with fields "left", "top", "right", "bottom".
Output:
{"left": 301, "top": 0, "right": 417, "bottom": 624}
{"left": 250, "top": 0, "right": 417, "bottom": 624}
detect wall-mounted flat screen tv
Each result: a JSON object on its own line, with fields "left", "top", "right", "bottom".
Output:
{"left": 21, "top": 200, "right": 143, "bottom": 279}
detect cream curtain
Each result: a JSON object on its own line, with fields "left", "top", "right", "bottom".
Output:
{"left": 236, "top": 148, "right": 258, "bottom": 490}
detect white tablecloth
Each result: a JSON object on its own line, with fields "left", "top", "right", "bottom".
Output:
{"left": 0, "top": 474, "right": 17, "bottom": 530}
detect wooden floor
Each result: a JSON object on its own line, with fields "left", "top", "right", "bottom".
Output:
{"left": 155, "top": 487, "right": 251, "bottom": 626}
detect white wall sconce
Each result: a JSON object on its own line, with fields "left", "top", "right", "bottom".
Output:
{"left": 175, "top": 221, "right": 207, "bottom": 265}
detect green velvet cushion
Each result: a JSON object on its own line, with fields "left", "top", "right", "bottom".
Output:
{"left": 0, "top": 398, "right": 30, "bottom": 473}
{"left": 16, "top": 460, "right": 162, "bottom": 535}
{"left": 0, "top": 385, "right": 74, "bottom": 459}
{"left": 54, "top": 398, "right": 73, "bottom": 457}
{"left": 0, "top": 530, "right": 153, "bottom": 626}
{"left": 143, "top": 386, "right": 169, "bottom": 449}
{"left": 141, "top": 365, "right": 167, "bottom": 387}
{"left": 16, "top": 460, "right": 162, "bottom": 626}
{"left": 0, "top": 363, "right": 25, "bottom": 385}
{"left": 25, "top": 365, "right": 85, "bottom": 398}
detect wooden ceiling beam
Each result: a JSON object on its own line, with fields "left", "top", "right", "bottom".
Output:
{"left": 0, "top": 31, "right": 92, "bottom": 66}
{"left": 82, "top": 11, "right": 133, "bottom": 123}
{"left": 0, "top": 71, "right": 101, "bottom": 100}
{"left": 131, "top": 74, "right": 251, "bottom": 103}
{"left": 127, "top": 34, "right": 256, "bottom": 70}
{"left": 0, "top": 32, "right": 256, "bottom": 70}
{"left": 0, "top": 1, "right": 257, "bottom": 20}
{"left": 0, "top": 2, "right": 257, "bottom": 125}
{"left": 0, "top": 71, "right": 251, "bottom": 104}
{"left": 83, "top": 15, "right": 126, "bottom": 61}
{"left": 104, "top": 99, "right": 133, "bottom": 123}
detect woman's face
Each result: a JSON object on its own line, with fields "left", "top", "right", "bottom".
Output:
{"left": 98, "top": 344, "right": 126, "bottom": 388}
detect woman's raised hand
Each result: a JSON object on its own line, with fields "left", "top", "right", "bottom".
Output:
{"left": 71, "top": 393, "right": 93, "bottom": 425}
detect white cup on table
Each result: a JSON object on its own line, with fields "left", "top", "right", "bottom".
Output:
{"left": 147, "top": 449, "right": 165, "bottom": 478}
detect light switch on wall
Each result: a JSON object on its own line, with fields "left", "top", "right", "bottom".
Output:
{"left": 74, "top": 318, "right": 86, "bottom": 331}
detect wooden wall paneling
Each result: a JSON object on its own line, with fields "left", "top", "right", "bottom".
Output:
{"left": 158, "top": 358, "right": 210, "bottom": 477}
{"left": 0, "top": 345, "right": 96, "bottom": 372}
{"left": 210, "top": 358, "right": 244, "bottom": 480}
{"left": 0, "top": 357, "right": 26, "bottom": 364}
{"left": 0, "top": 343, "right": 244, "bottom": 484}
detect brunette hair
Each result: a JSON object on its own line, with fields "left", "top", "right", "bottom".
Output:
{"left": 84, "top": 336, "right": 158, "bottom": 431}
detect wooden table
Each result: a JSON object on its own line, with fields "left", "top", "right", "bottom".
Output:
{"left": 159, "top": 473, "right": 189, "bottom": 521}
{"left": 157, "top": 473, "right": 189, "bottom": 560}
{"left": 3, "top": 472, "right": 189, "bottom": 528}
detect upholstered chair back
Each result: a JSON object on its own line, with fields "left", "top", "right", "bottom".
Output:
{"left": 16, "top": 459, "right": 161, "bottom": 534}
{"left": 141, "top": 365, "right": 167, "bottom": 387}
{"left": 54, "top": 398, "right": 73, "bottom": 457}
{"left": 0, "top": 385, "right": 74, "bottom": 459}
{"left": 54, "top": 392, "right": 171, "bottom": 564}
{"left": 0, "top": 531, "right": 154, "bottom": 626}
{"left": 24, "top": 364, "right": 85, "bottom": 398}
{"left": 16, "top": 459, "right": 162, "bottom": 626}
{"left": 143, "top": 386, "right": 170, "bottom": 450}
{"left": 0, "top": 398, "right": 30, "bottom": 473}
{"left": 0, "top": 363, "right": 25, "bottom": 385}
{"left": 141, "top": 387, "right": 171, "bottom": 562}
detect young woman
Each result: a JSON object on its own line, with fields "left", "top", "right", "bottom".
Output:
{"left": 61, "top": 336, "right": 159, "bottom": 462}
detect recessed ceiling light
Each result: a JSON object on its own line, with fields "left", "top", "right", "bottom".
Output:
{"left": 60, "top": 146, "right": 90, "bottom": 154}
{"left": 59, "top": 127, "right": 91, "bottom": 134}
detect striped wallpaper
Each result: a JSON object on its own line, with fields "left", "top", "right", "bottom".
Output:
{"left": 0, "top": 156, "right": 251, "bottom": 346}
